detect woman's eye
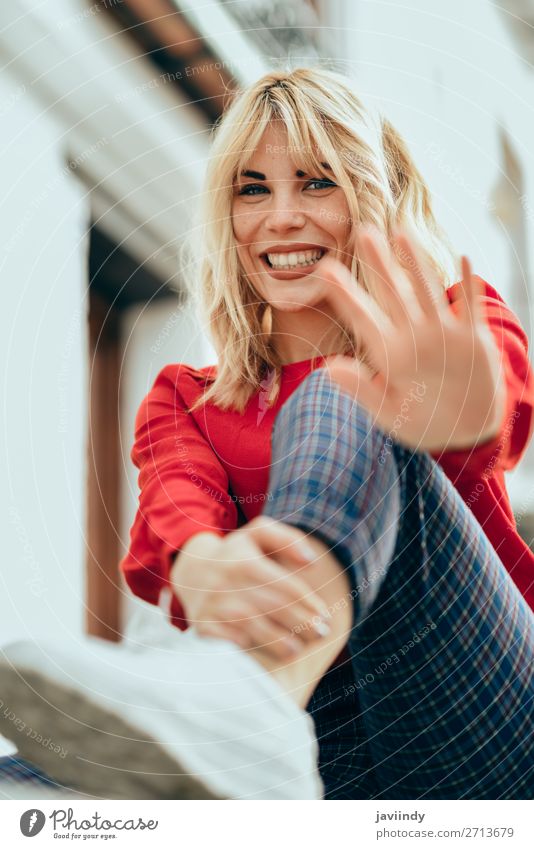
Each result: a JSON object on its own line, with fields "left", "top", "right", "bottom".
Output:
{"left": 307, "top": 178, "right": 337, "bottom": 190}
{"left": 238, "top": 177, "right": 337, "bottom": 195}
{"left": 237, "top": 184, "right": 267, "bottom": 196}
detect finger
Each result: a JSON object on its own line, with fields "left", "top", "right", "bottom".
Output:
{"left": 242, "top": 530, "right": 332, "bottom": 636}
{"left": 453, "top": 255, "right": 470, "bottom": 323}
{"left": 324, "top": 356, "right": 395, "bottom": 423}
{"left": 356, "top": 227, "right": 417, "bottom": 327}
{"left": 234, "top": 531, "right": 330, "bottom": 620}
{"left": 212, "top": 605, "right": 305, "bottom": 660}
{"left": 245, "top": 515, "right": 318, "bottom": 565}
{"left": 390, "top": 228, "right": 444, "bottom": 318}
{"left": 243, "top": 613, "right": 306, "bottom": 659}
{"left": 456, "top": 255, "right": 484, "bottom": 326}
{"left": 318, "top": 256, "right": 391, "bottom": 373}
{"left": 195, "top": 622, "right": 252, "bottom": 651}
{"left": 251, "top": 587, "right": 331, "bottom": 642}
{"left": 246, "top": 557, "right": 330, "bottom": 620}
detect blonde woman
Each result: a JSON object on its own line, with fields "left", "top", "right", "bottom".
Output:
{"left": 2, "top": 67, "right": 534, "bottom": 801}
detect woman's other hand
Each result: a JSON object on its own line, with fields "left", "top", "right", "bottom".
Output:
{"left": 319, "top": 224, "right": 506, "bottom": 453}
{"left": 170, "top": 516, "right": 332, "bottom": 660}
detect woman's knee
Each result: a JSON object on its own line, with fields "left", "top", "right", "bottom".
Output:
{"left": 273, "top": 367, "right": 386, "bottom": 462}
{"left": 271, "top": 365, "right": 399, "bottom": 512}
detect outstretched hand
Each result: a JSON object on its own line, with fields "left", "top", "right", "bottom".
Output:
{"left": 319, "top": 224, "right": 506, "bottom": 452}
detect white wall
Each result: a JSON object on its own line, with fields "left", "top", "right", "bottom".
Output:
{"left": 322, "top": 0, "right": 533, "bottom": 293}
{"left": 0, "top": 0, "right": 214, "bottom": 757}
{"left": 318, "top": 0, "right": 534, "bottom": 504}
{"left": 0, "top": 0, "right": 214, "bottom": 692}
{"left": 0, "top": 68, "right": 89, "bottom": 754}
{"left": 118, "top": 297, "right": 216, "bottom": 641}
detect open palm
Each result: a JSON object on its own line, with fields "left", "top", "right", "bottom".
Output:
{"left": 319, "top": 225, "right": 506, "bottom": 453}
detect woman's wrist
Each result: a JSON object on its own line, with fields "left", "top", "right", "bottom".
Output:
{"left": 170, "top": 531, "right": 225, "bottom": 589}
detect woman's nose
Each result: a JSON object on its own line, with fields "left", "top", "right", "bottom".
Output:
{"left": 264, "top": 194, "right": 306, "bottom": 231}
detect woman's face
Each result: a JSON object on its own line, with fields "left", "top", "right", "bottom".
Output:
{"left": 231, "top": 123, "right": 353, "bottom": 314}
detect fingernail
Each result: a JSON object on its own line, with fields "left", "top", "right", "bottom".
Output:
{"left": 298, "top": 543, "right": 316, "bottom": 561}
{"left": 313, "top": 620, "right": 331, "bottom": 637}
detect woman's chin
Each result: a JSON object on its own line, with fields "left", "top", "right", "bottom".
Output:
{"left": 263, "top": 270, "right": 327, "bottom": 300}
{"left": 268, "top": 300, "right": 313, "bottom": 313}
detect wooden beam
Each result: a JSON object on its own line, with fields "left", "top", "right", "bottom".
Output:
{"left": 86, "top": 290, "right": 122, "bottom": 641}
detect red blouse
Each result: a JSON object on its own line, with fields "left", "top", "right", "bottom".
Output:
{"left": 120, "top": 277, "right": 534, "bottom": 629}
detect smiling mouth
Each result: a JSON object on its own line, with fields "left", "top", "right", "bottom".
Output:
{"left": 260, "top": 248, "right": 327, "bottom": 272}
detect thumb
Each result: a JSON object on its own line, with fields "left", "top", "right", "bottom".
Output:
{"left": 324, "top": 357, "right": 386, "bottom": 418}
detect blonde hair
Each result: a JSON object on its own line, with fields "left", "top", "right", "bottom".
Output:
{"left": 181, "top": 66, "right": 458, "bottom": 414}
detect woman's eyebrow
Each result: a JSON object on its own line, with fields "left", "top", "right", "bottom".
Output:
{"left": 239, "top": 163, "right": 332, "bottom": 181}
{"left": 240, "top": 169, "right": 267, "bottom": 180}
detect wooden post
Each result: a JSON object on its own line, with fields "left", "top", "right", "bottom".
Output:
{"left": 86, "top": 289, "right": 121, "bottom": 641}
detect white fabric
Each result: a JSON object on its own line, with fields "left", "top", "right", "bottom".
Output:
{"left": 2, "top": 625, "right": 323, "bottom": 800}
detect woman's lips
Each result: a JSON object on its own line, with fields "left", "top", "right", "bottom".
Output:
{"left": 259, "top": 251, "right": 327, "bottom": 279}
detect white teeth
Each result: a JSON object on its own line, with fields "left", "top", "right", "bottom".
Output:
{"left": 266, "top": 249, "right": 324, "bottom": 268}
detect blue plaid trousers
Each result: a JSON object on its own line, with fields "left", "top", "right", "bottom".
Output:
{"left": 262, "top": 366, "right": 534, "bottom": 799}
{"left": 0, "top": 754, "right": 58, "bottom": 796}
{"left": 2, "top": 367, "right": 533, "bottom": 799}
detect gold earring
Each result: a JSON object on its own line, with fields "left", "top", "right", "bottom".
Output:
{"left": 260, "top": 303, "right": 272, "bottom": 337}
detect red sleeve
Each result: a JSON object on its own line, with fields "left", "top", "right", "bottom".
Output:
{"left": 119, "top": 364, "right": 238, "bottom": 625}
{"left": 432, "top": 277, "right": 534, "bottom": 481}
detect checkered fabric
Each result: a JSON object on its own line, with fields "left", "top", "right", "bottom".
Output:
{"left": 263, "top": 366, "right": 534, "bottom": 799}
{"left": 0, "top": 755, "right": 56, "bottom": 795}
